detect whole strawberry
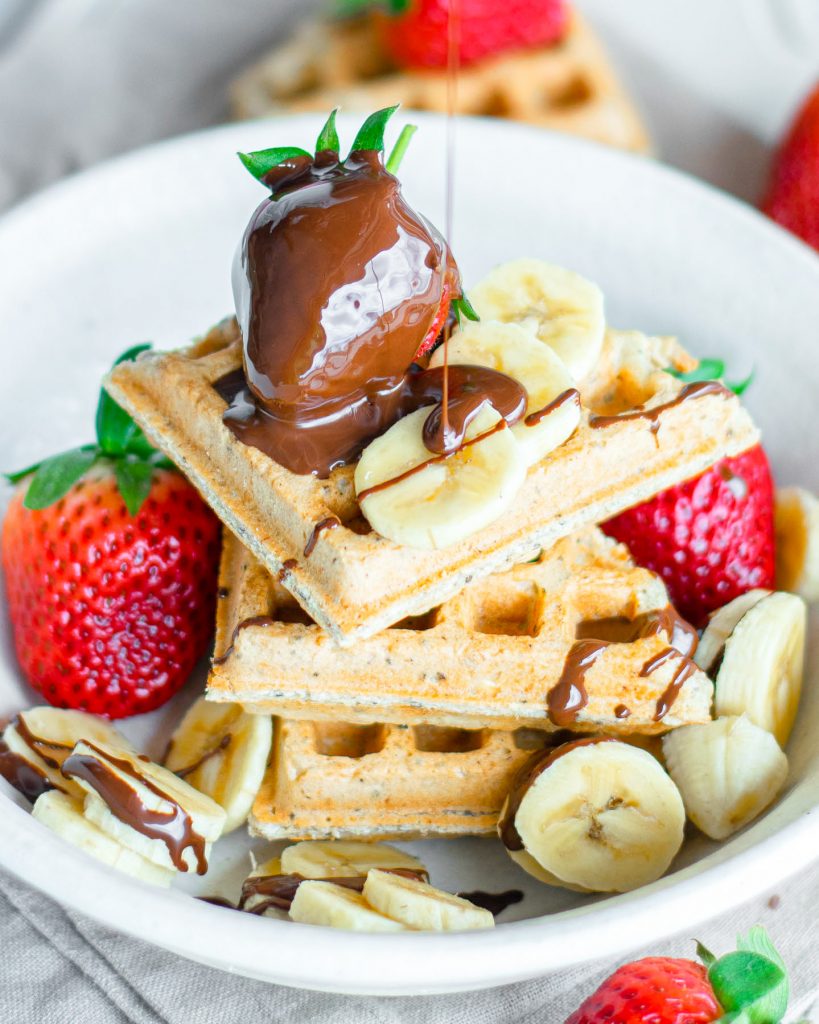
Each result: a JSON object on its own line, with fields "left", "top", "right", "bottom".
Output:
{"left": 374, "top": 0, "right": 569, "bottom": 70}
{"left": 762, "top": 83, "right": 819, "bottom": 250}
{"left": 603, "top": 443, "right": 775, "bottom": 628}
{"left": 565, "top": 928, "right": 788, "bottom": 1024}
{"left": 2, "top": 346, "right": 221, "bottom": 718}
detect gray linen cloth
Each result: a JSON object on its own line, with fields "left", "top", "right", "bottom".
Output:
{"left": 1, "top": 1, "right": 818, "bottom": 1020}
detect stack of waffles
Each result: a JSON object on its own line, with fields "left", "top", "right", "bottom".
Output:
{"left": 105, "top": 319, "right": 759, "bottom": 843}
{"left": 230, "top": 12, "right": 651, "bottom": 155}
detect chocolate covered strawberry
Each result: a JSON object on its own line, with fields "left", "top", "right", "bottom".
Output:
{"left": 565, "top": 928, "right": 788, "bottom": 1024}
{"left": 604, "top": 443, "right": 775, "bottom": 628}
{"left": 763, "top": 83, "right": 819, "bottom": 250}
{"left": 2, "top": 347, "right": 221, "bottom": 718}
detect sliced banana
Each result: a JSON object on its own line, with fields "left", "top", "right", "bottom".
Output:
{"left": 164, "top": 698, "right": 272, "bottom": 834}
{"left": 663, "top": 716, "right": 788, "bottom": 841}
{"left": 280, "top": 840, "right": 426, "bottom": 880}
{"left": 468, "top": 259, "right": 605, "bottom": 381}
{"left": 363, "top": 869, "right": 494, "bottom": 932}
{"left": 712, "top": 591, "right": 806, "bottom": 747}
{"left": 355, "top": 405, "right": 526, "bottom": 549}
{"left": 775, "top": 487, "right": 819, "bottom": 602}
{"left": 33, "top": 790, "right": 175, "bottom": 887}
{"left": 694, "top": 589, "right": 771, "bottom": 674}
{"left": 3, "top": 707, "right": 132, "bottom": 800}
{"left": 428, "top": 320, "right": 581, "bottom": 466}
{"left": 289, "top": 880, "right": 407, "bottom": 932}
{"left": 502, "top": 740, "right": 685, "bottom": 893}
{"left": 65, "top": 740, "right": 226, "bottom": 874}
{"left": 240, "top": 856, "right": 289, "bottom": 919}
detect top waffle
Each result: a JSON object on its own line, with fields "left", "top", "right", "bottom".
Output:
{"left": 231, "top": 13, "right": 651, "bottom": 155}
{"left": 105, "top": 321, "right": 759, "bottom": 646}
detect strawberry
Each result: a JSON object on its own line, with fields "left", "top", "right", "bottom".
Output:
{"left": 373, "top": 0, "right": 569, "bottom": 70}
{"left": 565, "top": 927, "right": 788, "bottom": 1024}
{"left": 2, "top": 346, "right": 220, "bottom": 718}
{"left": 762, "top": 83, "right": 819, "bottom": 250}
{"left": 603, "top": 443, "right": 775, "bottom": 628}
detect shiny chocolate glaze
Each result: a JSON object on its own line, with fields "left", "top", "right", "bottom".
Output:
{"left": 524, "top": 387, "right": 581, "bottom": 427}
{"left": 547, "top": 640, "right": 610, "bottom": 728}
{"left": 62, "top": 742, "right": 209, "bottom": 874}
{"left": 239, "top": 867, "right": 429, "bottom": 915}
{"left": 499, "top": 737, "right": 614, "bottom": 851}
{"left": 589, "top": 380, "right": 731, "bottom": 433}
{"left": 640, "top": 648, "right": 699, "bottom": 722}
{"left": 304, "top": 516, "right": 341, "bottom": 558}
{"left": 457, "top": 889, "right": 524, "bottom": 917}
{"left": 0, "top": 740, "right": 54, "bottom": 802}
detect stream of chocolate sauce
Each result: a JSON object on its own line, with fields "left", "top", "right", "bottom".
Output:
{"left": 62, "top": 742, "right": 209, "bottom": 874}
{"left": 174, "top": 733, "right": 232, "bottom": 780}
{"left": 211, "top": 614, "right": 277, "bottom": 666}
{"left": 588, "top": 380, "right": 731, "bottom": 433}
{"left": 239, "top": 868, "right": 429, "bottom": 915}
{"left": 0, "top": 740, "right": 53, "bottom": 802}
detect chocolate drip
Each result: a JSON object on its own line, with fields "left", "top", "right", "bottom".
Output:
{"left": 0, "top": 741, "right": 54, "bottom": 802}
{"left": 197, "top": 895, "right": 237, "bottom": 909}
{"left": 277, "top": 558, "right": 298, "bottom": 582}
{"left": 62, "top": 742, "right": 209, "bottom": 874}
{"left": 633, "top": 605, "right": 699, "bottom": 659}
{"left": 304, "top": 516, "right": 341, "bottom": 558}
{"left": 547, "top": 640, "right": 610, "bottom": 727}
{"left": 640, "top": 648, "right": 699, "bottom": 721}
{"left": 499, "top": 737, "right": 613, "bottom": 851}
{"left": 174, "top": 734, "right": 231, "bottom": 780}
{"left": 212, "top": 614, "right": 277, "bottom": 666}
{"left": 457, "top": 889, "right": 524, "bottom": 917}
{"left": 240, "top": 868, "right": 428, "bottom": 915}
{"left": 589, "top": 380, "right": 731, "bottom": 433}
{"left": 524, "top": 387, "right": 581, "bottom": 427}
{"left": 14, "top": 715, "right": 74, "bottom": 771}
{"left": 614, "top": 704, "right": 631, "bottom": 720}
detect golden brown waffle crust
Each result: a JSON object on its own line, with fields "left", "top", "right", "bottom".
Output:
{"left": 211, "top": 527, "right": 714, "bottom": 734}
{"left": 106, "top": 321, "right": 759, "bottom": 647}
{"left": 230, "top": 12, "right": 651, "bottom": 155}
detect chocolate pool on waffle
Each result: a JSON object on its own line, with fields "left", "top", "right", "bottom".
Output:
{"left": 209, "top": 527, "right": 713, "bottom": 733}
{"left": 105, "top": 321, "right": 759, "bottom": 647}
{"left": 231, "top": 13, "right": 651, "bottom": 155}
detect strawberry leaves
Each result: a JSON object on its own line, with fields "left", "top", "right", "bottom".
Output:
{"left": 666, "top": 358, "right": 755, "bottom": 397}
{"left": 385, "top": 124, "right": 417, "bottom": 174}
{"left": 5, "top": 345, "right": 171, "bottom": 515}
{"left": 315, "top": 108, "right": 340, "bottom": 155}
{"left": 350, "top": 105, "right": 399, "bottom": 153}
{"left": 698, "top": 928, "right": 788, "bottom": 1024}
{"left": 237, "top": 147, "right": 312, "bottom": 183}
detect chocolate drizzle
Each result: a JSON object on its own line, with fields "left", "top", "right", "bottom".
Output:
{"left": 0, "top": 740, "right": 54, "bottom": 802}
{"left": 547, "top": 640, "right": 610, "bottom": 727}
{"left": 457, "top": 889, "right": 523, "bottom": 916}
{"left": 499, "top": 737, "right": 613, "bottom": 851}
{"left": 62, "top": 742, "right": 209, "bottom": 874}
{"left": 212, "top": 614, "right": 277, "bottom": 665}
{"left": 277, "top": 558, "right": 298, "bottom": 582}
{"left": 524, "top": 387, "right": 581, "bottom": 427}
{"left": 640, "top": 649, "right": 699, "bottom": 722}
{"left": 15, "top": 715, "right": 74, "bottom": 770}
{"left": 588, "top": 380, "right": 731, "bottom": 433}
{"left": 304, "top": 517, "right": 341, "bottom": 558}
{"left": 174, "top": 734, "right": 231, "bottom": 780}
{"left": 239, "top": 867, "right": 428, "bottom": 915}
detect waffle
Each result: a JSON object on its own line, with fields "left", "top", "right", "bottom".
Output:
{"left": 105, "top": 321, "right": 759, "bottom": 647}
{"left": 231, "top": 13, "right": 651, "bottom": 155}
{"left": 210, "top": 527, "right": 714, "bottom": 733}
{"left": 249, "top": 718, "right": 537, "bottom": 841}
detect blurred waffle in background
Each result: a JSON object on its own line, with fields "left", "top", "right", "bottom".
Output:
{"left": 231, "top": 4, "right": 651, "bottom": 154}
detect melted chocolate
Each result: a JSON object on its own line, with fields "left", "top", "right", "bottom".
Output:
{"left": 499, "top": 737, "right": 613, "bottom": 851}
{"left": 589, "top": 380, "right": 731, "bottom": 433}
{"left": 197, "top": 895, "right": 237, "bottom": 909}
{"left": 240, "top": 868, "right": 428, "bottom": 915}
{"left": 546, "top": 640, "right": 610, "bottom": 727}
{"left": 524, "top": 387, "right": 581, "bottom": 427}
{"left": 62, "top": 742, "right": 209, "bottom": 874}
{"left": 457, "top": 889, "right": 523, "bottom": 916}
{"left": 614, "top": 704, "right": 631, "bottom": 720}
{"left": 304, "top": 516, "right": 341, "bottom": 558}
{"left": 640, "top": 648, "right": 699, "bottom": 721}
{"left": 212, "top": 614, "right": 277, "bottom": 665}
{"left": 0, "top": 741, "right": 53, "bottom": 802}
{"left": 277, "top": 558, "right": 298, "bottom": 582}
{"left": 633, "top": 605, "right": 699, "bottom": 659}
{"left": 174, "top": 734, "right": 231, "bottom": 780}
{"left": 14, "top": 715, "right": 74, "bottom": 770}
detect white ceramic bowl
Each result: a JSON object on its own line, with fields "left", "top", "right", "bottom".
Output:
{"left": 0, "top": 113, "right": 818, "bottom": 996}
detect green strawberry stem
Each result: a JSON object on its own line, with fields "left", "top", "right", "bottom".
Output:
{"left": 666, "top": 359, "right": 755, "bottom": 396}
{"left": 4, "top": 346, "right": 172, "bottom": 515}
{"left": 451, "top": 294, "right": 479, "bottom": 325}
{"left": 697, "top": 927, "right": 788, "bottom": 1024}
{"left": 334, "top": 0, "right": 410, "bottom": 14}
{"left": 385, "top": 124, "right": 417, "bottom": 173}
{"left": 237, "top": 146, "right": 312, "bottom": 183}
{"left": 315, "top": 108, "right": 340, "bottom": 155}
{"left": 349, "top": 105, "right": 399, "bottom": 154}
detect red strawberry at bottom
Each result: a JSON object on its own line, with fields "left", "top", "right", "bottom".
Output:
{"left": 2, "top": 345, "right": 221, "bottom": 718}
{"left": 565, "top": 958, "right": 720, "bottom": 1024}
{"left": 603, "top": 444, "right": 775, "bottom": 628}
{"left": 762, "top": 83, "right": 819, "bottom": 250}
{"left": 376, "top": 0, "right": 569, "bottom": 71}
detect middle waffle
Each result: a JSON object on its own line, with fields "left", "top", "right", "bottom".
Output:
{"left": 210, "top": 528, "right": 713, "bottom": 733}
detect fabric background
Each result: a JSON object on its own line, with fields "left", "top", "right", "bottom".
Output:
{"left": 1, "top": 1, "right": 818, "bottom": 1020}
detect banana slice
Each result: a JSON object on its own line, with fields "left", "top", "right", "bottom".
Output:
{"left": 240, "top": 856, "right": 289, "bottom": 919}
{"left": 694, "top": 589, "right": 771, "bottom": 674}
{"left": 500, "top": 739, "right": 685, "bottom": 893}
{"left": 64, "top": 740, "right": 226, "bottom": 874}
{"left": 428, "top": 320, "right": 581, "bottom": 466}
{"left": 32, "top": 790, "right": 175, "bottom": 887}
{"left": 468, "top": 259, "right": 605, "bottom": 380}
{"left": 363, "top": 869, "right": 494, "bottom": 932}
{"left": 712, "top": 591, "right": 806, "bottom": 746}
{"left": 3, "top": 707, "right": 132, "bottom": 801}
{"left": 289, "top": 880, "right": 407, "bottom": 932}
{"left": 280, "top": 840, "right": 427, "bottom": 880}
{"left": 775, "top": 487, "right": 819, "bottom": 601}
{"left": 355, "top": 405, "right": 526, "bottom": 549}
{"left": 164, "top": 698, "right": 272, "bottom": 834}
{"left": 663, "top": 716, "right": 788, "bottom": 841}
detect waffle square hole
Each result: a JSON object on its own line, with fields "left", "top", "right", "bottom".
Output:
{"left": 412, "top": 726, "right": 486, "bottom": 753}
{"left": 312, "top": 722, "right": 387, "bottom": 758}
{"left": 470, "top": 580, "right": 543, "bottom": 637}
{"left": 575, "top": 617, "right": 639, "bottom": 643}
{"left": 550, "top": 73, "right": 592, "bottom": 109}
